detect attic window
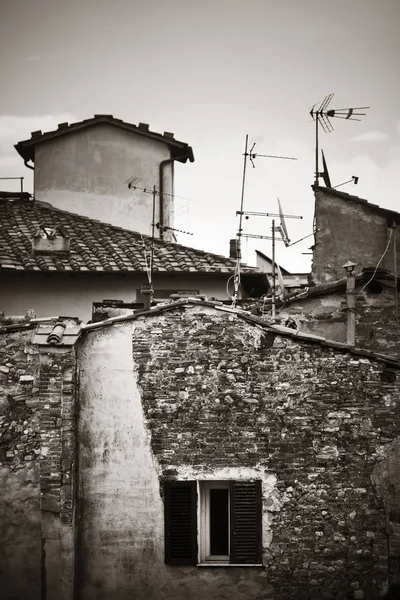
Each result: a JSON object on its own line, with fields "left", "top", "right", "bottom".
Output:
{"left": 32, "top": 226, "right": 70, "bottom": 254}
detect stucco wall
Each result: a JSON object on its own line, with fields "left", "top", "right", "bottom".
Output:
{"left": 34, "top": 124, "right": 174, "bottom": 236}
{"left": 77, "top": 306, "right": 400, "bottom": 600}
{"left": 0, "top": 326, "right": 41, "bottom": 600}
{"left": 0, "top": 271, "right": 233, "bottom": 322}
{"left": 312, "top": 189, "right": 400, "bottom": 285}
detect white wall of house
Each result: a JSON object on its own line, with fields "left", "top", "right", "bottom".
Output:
{"left": 0, "top": 272, "right": 234, "bottom": 322}
{"left": 33, "top": 124, "right": 174, "bottom": 237}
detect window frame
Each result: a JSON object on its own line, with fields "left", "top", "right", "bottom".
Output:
{"left": 199, "top": 480, "right": 231, "bottom": 564}
{"left": 164, "top": 479, "right": 263, "bottom": 568}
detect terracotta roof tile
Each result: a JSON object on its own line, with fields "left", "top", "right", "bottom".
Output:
{"left": 0, "top": 198, "right": 259, "bottom": 276}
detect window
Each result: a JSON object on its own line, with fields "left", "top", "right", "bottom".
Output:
{"left": 164, "top": 480, "right": 262, "bottom": 566}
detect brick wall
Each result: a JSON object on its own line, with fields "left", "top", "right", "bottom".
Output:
{"left": 0, "top": 319, "right": 78, "bottom": 600}
{"left": 282, "top": 286, "right": 400, "bottom": 359}
{"left": 130, "top": 305, "right": 400, "bottom": 600}
{"left": 0, "top": 324, "right": 41, "bottom": 600}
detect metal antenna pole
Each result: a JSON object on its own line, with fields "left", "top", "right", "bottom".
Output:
{"left": 150, "top": 185, "right": 156, "bottom": 285}
{"left": 315, "top": 115, "right": 319, "bottom": 186}
{"left": 233, "top": 135, "right": 249, "bottom": 306}
{"left": 238, "top": 134, "right": 249, "bottom": 250}
{"left": 272, "top": 219, "right": 276, "bottom": 320}
{"left": 394, "top": 225, "right": 399, "bottom": 331}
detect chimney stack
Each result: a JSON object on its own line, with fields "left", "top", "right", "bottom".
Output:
{"left": 342, "top": 261, "right": 357, "bottom": 346}
{"left": 141, "top": 283, "right": 154, "bottom": 310}
{"left": 229, "top": 238, "right": 240, "bottom": 259}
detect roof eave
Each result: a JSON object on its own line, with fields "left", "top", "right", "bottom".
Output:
{"left": 14, "top": 117, "right": 195, "bottom": 164}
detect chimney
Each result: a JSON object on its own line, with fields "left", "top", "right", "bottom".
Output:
{"left": 141, "top": 283, "right": 154, "bottom": 310}
{"left": 229, "top": 238, "right": 240, "bottom": 259}
{"left": 342, "top": 261, "right": 357, "bottom": 346}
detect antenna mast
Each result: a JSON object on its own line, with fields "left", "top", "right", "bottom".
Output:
{"left": 232, "top": 136, "right": 298, "bottom": 307}
{"left": 310, "top": 94, "right": 369, "bottom": 186}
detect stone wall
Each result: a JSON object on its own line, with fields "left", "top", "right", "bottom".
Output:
{"left": 281, "top": 285, "right": 400, "bottom": 359}
{"left": 0, "top": 323, "right": 41, "bottom": 600}
{"left": 78, "top": 305, "right": 400, "bottom": 600}
{"left": 0, "top": 317, "right": 78, "bottom": 600}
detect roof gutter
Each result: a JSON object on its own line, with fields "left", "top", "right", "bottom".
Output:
{"left": 158, "top": 147, "right": 194, "bottom": 240}
{"left": 24, "top": 159, "right": 34, "bottom": 171}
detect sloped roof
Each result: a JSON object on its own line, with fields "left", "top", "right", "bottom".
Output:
{"left": 255, "top": 250, "right": 309, "bottom": 277}
{"left": 0, "top": 197, "right": 258, "bottom": 275}
{"left": 281, "top": 268, "right": 397, "bottom": 306}
{"left": 81, "top": 298, "right": 400, "bottom": 369}
{"left": 314, "top": 186, "right": 400, "bottom": 226}
{"left": 15, "top": 114, "right": 194, "bottom": 163}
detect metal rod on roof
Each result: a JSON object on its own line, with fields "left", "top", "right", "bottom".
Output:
{"left": 394, "top": 225, "right": 399, "bottom": 331}
{"left": 150, "top": 185, "right": 156, "bottom": 285}
{"left": 272, "top": 219, "right": 276, "bottom": 320}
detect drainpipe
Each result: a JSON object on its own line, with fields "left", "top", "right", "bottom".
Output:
{"left": 158, "top": 148, "right": 193, "bottom": 240}
{"left": 24, "top": 159, "right": 34, "bottom": 171}
{"left": 342, "top": 261, "right": 357, "bottom": 346}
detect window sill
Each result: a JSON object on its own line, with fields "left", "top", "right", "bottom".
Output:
{"left": 197, "top": 563, "right": 263, "bottom": 568}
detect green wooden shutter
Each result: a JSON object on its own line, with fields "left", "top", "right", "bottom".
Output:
{"left": 230, "top": 480, "right": 262, "bottom": 564}
{"left": 164, "top": 481, "right": 197, "bottom": 565}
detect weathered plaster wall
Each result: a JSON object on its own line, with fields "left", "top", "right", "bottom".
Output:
{"left": 0, "top": 271, "right": 232, "bottom": 322}
{"left": 0, "top": 326, "right": 41, "bottom": 600}
{"left": 34, "top": 124, "right": 174, "bottom": 236}
{"left": 281, "top": 286, "right": 400, "bottom": 358}
{"left": 312, "top": 189, "right": 400, "bottom": 284}
{"left": 78, "top": 306, "right": 400, "bottom": 600}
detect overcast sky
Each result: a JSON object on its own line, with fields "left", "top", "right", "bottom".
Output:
{"left": 1, "top": 0, "right": 399, "bottom": 271}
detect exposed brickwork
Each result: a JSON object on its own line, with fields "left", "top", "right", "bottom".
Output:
{"left": 38, "top": 347, "right": 77, "bottom": 600}
{"left": 0, "top": 317, "right": 78, "bottom": 600}
{"left": 0, "top": 324, "right": 41, "bottom": 599}
{"left": 282, "top": 286, "right": 400, "bottom": 359}
{"left": 133, "top": 306, "right": 400, "bottom": 600}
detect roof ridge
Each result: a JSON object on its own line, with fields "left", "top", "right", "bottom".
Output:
{"left": 81, "top": 299, "right": 400, "bottom": 368}
{"left": 314, "top": 185, "right": 400, "bottom": 220}
{"left": 15, "top": 114, "right": 195, "bottom": 163}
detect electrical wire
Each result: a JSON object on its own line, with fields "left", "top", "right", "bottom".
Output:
{"left": 226, "top": 274, "right": 235, "bottom": 299}
{"left": 357, "top": 229, "right": 394, "bottom": 299}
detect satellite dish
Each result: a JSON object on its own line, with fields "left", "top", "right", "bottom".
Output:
{"left": 277, "top": 198, "right": 290, "bottom": 246}
{"left": 321, "top": 150, "right": 332, "bottom": 188}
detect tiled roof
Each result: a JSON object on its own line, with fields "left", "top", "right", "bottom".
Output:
{"left": 15, "top": 114, "right": 194, "bottom": 163}
{"left": 314, "top": 186, "right": 400, "bottom": 225}
{"left": 0, "top": 198, "right": 258, "bottom": 275}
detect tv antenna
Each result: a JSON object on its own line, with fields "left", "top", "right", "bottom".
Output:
{"left": 310, "top": 94, "right": 369, "bottom": 186}
{"left": 233, "top": 135, "right": 299, "bottom": 308}
{"left": 237, "top": 198, "right": 302, "bottom": 318}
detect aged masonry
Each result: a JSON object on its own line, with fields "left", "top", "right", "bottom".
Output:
{"left": 76, "top": 301, "right": 400, "bottom": 600}
{"left": 1, "top": 300, "right": 400, "bottom": 600}
{"left": 0, "top": 314, "right": 79, "bottom": 600}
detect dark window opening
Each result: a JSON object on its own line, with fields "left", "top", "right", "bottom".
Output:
{"left": 210, "top": 489, "right": 229, "bottom": 555}
{"left": 367, "top": 280, "right": 383, "bottom": 295}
